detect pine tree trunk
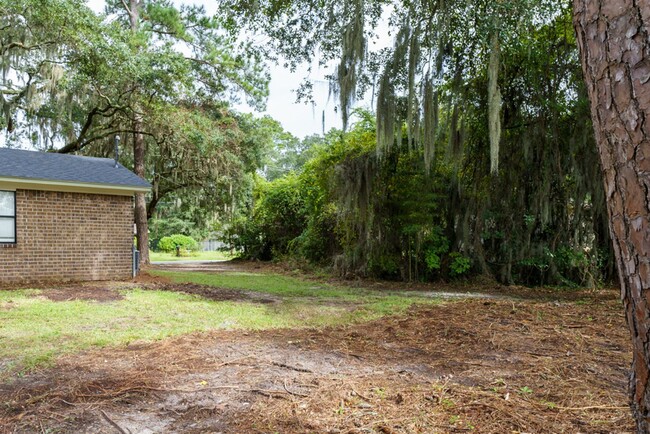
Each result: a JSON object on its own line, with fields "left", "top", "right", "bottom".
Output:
{"left": 129, "top": 0, "right": 149, "bottom": 266}
{"left": 133, "top": 117, "right": 149, "bottom": 265}
{"left": 574, "top": 1, "right": 650, "bottom": 431}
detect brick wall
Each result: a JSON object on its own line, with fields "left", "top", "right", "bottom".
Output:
{"left": 0, "top": 189, "right": 134, "bottom": 284}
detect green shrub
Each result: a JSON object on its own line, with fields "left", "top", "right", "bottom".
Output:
{"left": 289, "top": 203, "right": 337, "bottom": 262}
{"left": 368, "top": 252, "right": 401, "bottom": 278}
{"left": 449, "top": 252, "right": 471, "bottom": 277}
{"left": 424, "top": 227, "right": 450, "bottom": 272}
{"left": 225, "top": 174, "right": 308, "bottom": 260}
{"left": 158, "top": 234, "right": 200, "bottom": 255}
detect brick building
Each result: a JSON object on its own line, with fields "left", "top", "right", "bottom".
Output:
{"left": 0, "top": 148, "right": 151, "bottom": 284}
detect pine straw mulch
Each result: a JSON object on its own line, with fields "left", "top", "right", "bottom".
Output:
{"left": 0, "top": 292, "right": 633, "bottom": 433}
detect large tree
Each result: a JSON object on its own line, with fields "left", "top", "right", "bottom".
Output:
{"left": 0, "top": 0, "right": 100, "bottom": 143}
{"left": 126, "top": 0, "right": 149, "bottom": 264}
{"left": 574, "top": 1, "right": 650, "bottom": 431}
{"left": 222, "top": 0, "right": 611, "bottom": 284}
{"left": 222, "top": 0, "right": 650, "bottom": 428}
{"left": 2, "top": 0, "right": 269, "bottom": 266}
{"left": 97, "top": 0, "right": 267, "bottom": 265}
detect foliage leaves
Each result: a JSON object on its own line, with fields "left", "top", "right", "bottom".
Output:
{"left": 226, "top": 9, "right": 612, "bottom": 286}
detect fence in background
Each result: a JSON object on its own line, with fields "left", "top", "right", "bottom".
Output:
{"left": 202, "top": 239, "right": 226, "bottom": 251}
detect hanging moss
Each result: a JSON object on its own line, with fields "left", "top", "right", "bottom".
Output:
{"left": 336, "top": 0, "right": 366, "bottom": 131}
{"left": 422, "top": 78, "right": 438, "bottom": 173}
{"left": 487, "top": 31, "right": 502, "bottom": 174}
{"left": 376, "top": 64, "right": 396, "bottom": 155}
{"left": 223, "top": 2, "right": 614, "bottom": 286}
{"left": 406, "top": 26, "right": 420, "bottom": 148}
{"left": 376, "top": 23, "right": 409, "bottom": 154}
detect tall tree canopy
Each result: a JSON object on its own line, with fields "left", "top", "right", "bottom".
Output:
{"left": 0, "top": 0, "right": 99, "bottom": 144}
{"left": 222, "top": 0, "right": 611, "bottom": 285}
{"left": 221, "top": 0, "right": 650, "bottom": 429}
{"left": 221, "top": 0, "right": 559, "bottom": 173}
{"left": 2, "top": 0, "right": 270, "bottom": 264}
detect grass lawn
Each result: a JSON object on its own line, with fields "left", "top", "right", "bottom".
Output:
{"left": 149, "top": 250, "right": 234, "bottom": 262}
{"left": 153, "top": 269, "right": 425, "bottom": 315}
{"left": 0, "top": 271, "right": 434, "bottom": 376}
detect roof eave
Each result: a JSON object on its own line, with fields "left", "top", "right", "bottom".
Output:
{"left": 0, "top": 176, "right": 151, "bottom": 196}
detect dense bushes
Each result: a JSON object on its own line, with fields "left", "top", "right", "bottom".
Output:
{"left": 224, "top": 106, "right": 611, "bottom": 286}
{"left": 157, "top": 234, "right": 200, "bottom": 256}
{"left": 226, "top": 174, "right": 308, "bottom": 260}
{"left": 222, "top": 13, "right": 613, "bottom": 286}
{"left": 225, "top": 121, "right": 475, "bottom": 280}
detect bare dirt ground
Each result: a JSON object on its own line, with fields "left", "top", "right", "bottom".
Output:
{"left": 0, "top": 262, "right": 634, "bottom": 433}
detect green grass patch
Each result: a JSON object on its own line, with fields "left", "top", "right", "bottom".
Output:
{"left": 157, "top": 270, "right": 344, "bottom": 296}
{"left": 152, "top": 269, "right": 427, "bottom": 323}
{"left": 153, "top": 270, "right": 382, "bottom": 299}
{"left": 149, "top": 250, "right": 234, "bottom": 262}
{"left": 0, "top": 271, "right": 436, "bottom": 376}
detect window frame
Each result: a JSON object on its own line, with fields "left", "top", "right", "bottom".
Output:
{"left": 0, "top": 190, "right": 16, "bottom": 244}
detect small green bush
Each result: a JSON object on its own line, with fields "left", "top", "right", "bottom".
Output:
{"left": 424, "top": 228, "right": 449, "bottom": 272}
{"left": 449, "top": 252, "right": 471, "bottom": 277}
{"left": 158, "top": 234, "right": 200, "bottom": 255}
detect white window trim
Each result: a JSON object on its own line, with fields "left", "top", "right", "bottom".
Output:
{"left": 0, "top": 190, "right": 16, "bottom": 244}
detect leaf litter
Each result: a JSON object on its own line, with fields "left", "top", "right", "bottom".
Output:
{"left": 0, "top": 272, "right": 634, "bottom": 433}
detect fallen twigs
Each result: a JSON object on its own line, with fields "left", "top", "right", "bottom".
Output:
{"left": 99, "top": 409, "right": 130, "bottom": 434}
{"left": 283, "top": 380, "right": 309, "bottom": 397}
{"left": 556, "top": 404, "right": 629, "bottom": 411}
{"left": 270, "top": 361, "right": 313, "bottom": 373}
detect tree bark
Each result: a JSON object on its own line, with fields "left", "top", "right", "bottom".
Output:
{"left": 129, "top": 0, "right": 149, "bottom": 266}
{"left": 574, "top": 1, "right": 650, "bottom": 431}
{"left": 133, "top": 116, "right": 149, "bottom": 265}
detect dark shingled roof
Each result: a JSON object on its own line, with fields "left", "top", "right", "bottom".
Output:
{"left": 0, "top": 148, "right": 151, "bottom": 189}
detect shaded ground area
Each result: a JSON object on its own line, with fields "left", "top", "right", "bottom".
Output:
{"left": 41, "top": 284, "right": 125, "bottom": 303}
{"left": 0, "top": 276, "right": 633, "bottom": 433}
{"left": 153, "top": 259, "right": 620, "bottom": 303}
{"left": 139, "top": 282, "right": 279, "bottom": 304}
{"left": 1, "top": 275, "right": 277, "bottom": 305}
{"left": 152, "top": 259, "right": 263, "bottom": 274}
{"left": 0, "top": 283, "right": 126, "bottom": 303}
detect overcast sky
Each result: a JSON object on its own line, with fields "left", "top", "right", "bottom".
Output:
{"left": 86, "top": 0, "right": 348, "bottom": 139}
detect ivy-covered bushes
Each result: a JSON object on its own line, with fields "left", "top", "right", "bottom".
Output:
{"left": 225, "top": 119, "right": 475, "bottom": 280}
{"left": 224, "top": 103, "right": 610, "bottom": 286}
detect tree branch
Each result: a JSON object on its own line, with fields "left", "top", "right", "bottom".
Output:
{"left": 0, "top": 40, "right": 55, "bottom": 55}
{"left": 120, "top": 0, "right": 132, "bottom": 16}
{"left": 58, "top": 128, "right": 156, "bottom": 154}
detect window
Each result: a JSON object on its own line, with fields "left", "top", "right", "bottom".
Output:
{"left": 0, "top": 191, "right": 16, "bottom": 243}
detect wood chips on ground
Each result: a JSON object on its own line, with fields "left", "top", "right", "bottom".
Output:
{"left": 0, "top": 279, "right": 634, "bottom": 433}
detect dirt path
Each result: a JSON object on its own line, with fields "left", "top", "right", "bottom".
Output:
{"left": 1, "top": 279, "right": 633, "bottom": 434}
{"left": 151, "top": 260, "right": 262, "bottom": 273}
